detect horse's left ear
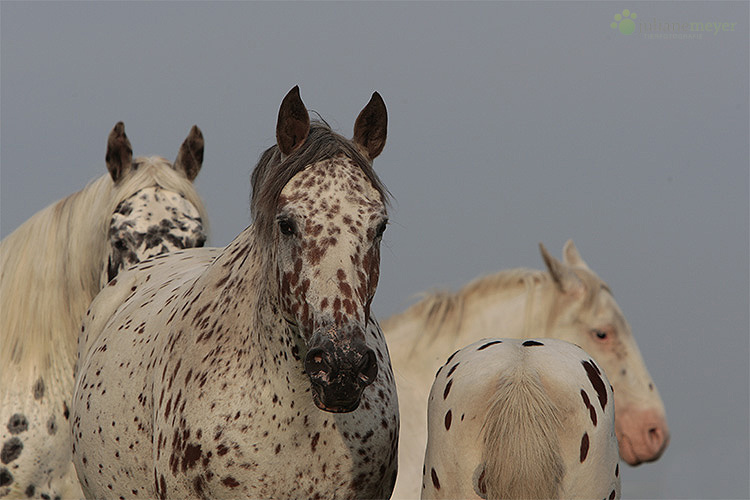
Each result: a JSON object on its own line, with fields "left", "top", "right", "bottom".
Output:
{"left": 106, "top": 121, "right": 133, "bottom": 183}
{"left": 174, "top": 125, "right": 204, "bottom": 182}
{"left": 540, "top": 242, "right": 585, "bottom": 297}
{"left": 353, "top": 92, "right": 387, "bottom": 161}
{"left": 277, "top": 86, "right": 310, "bottom": 157}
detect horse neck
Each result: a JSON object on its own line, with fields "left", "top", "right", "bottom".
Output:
{"left": 388, "top": 269, "right": 560, "bottom": 368}
{"left": 199, "top": 225, "right": 290, "bottom": 355}
{"left": 0, "top": 178, "right": 111, "bottom": 382}
{"left": 459, "top": 270, "right": 560, "bottom": 341}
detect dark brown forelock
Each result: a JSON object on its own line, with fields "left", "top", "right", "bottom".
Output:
{"left": 250, "top": 122, "right": 390, "bottom": 243}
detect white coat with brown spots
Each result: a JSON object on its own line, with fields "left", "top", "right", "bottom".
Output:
{"left": 71, "top": 87, "right": 399, "bottom": 499}
{"left": 423, "top": 338, "right": 620, "bottom": 500}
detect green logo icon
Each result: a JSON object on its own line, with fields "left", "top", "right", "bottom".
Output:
{"left": 611, "top": 9, "right": 637, "bottom": 35}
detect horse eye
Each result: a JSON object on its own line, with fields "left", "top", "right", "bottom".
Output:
{"left": 375, "top": 219, "right": 388, "bottom": 239}
{"left": 592, "top": 329, "right": 608, "bottom": 340}
{"left": 278, "top": 218, "right": 296, "bottom": 236}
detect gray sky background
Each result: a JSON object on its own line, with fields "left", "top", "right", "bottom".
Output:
{"left": 1, "top": 2, "right": 748, "bottom": 499}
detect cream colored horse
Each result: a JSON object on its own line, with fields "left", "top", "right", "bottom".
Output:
{"left": 386, "top": 240, "right": 668, "bottom": 499}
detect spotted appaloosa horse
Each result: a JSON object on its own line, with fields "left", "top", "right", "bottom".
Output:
{"left": 386, "top": 240, "right": 669, "bottom": 499}
{"left": 71, "top": 87, "right": 399, "bottom": 499}
{"left": 422, "top": 338, "right": 620, "bottom": 500}
{"left": 0, "top": 123, "right": 207, "bottom": 499}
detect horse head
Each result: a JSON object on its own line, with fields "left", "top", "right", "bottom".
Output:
{"left": 252, "top": 86, "right": 388, "bottom": 413}
{"left": 102, "top": 122, "right": 207, "bottom": 286}
{"left": 540, "top": 240, "right": 670, "bottom": 464}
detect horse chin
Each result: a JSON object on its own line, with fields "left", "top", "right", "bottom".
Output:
{"left": 617, "top": 434, "right": 642, "bottom": 466}
{"left": 310, "top": 387, "right": 361, "bottom": 413}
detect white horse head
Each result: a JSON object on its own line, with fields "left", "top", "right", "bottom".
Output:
{"left": 101, "top": 122, "right": 207, "bottom": 286}
{"left": 539, "top": 241, "right": 669, "bottom": 465}
{"left": 0, "top": 121, "right": 207, "bottom": 500}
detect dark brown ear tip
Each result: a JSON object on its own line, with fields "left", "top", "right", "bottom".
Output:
{"left": 283, "top": 85, "right": 302, "bottom": 103}
{"left": 189, "top": 125, "right": 204, "bottom": 141}
{"left": 111, "top": 121, "right": 126, "bottom": 136}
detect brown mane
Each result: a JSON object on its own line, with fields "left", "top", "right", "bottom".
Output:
{"left": 250, "top": 121, "right": 390, "bottom": 246}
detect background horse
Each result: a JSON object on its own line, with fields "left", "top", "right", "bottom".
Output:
{"left": 0, "top": 122, "right": 207, "bottom": 499}
{"left": 386, "top": 240, "right": 669, "bottom": 499}
{"left": 72, "top": 87, "right": 399, "bottom": 499}
{"left": 422, "top": 338, "right": 620, "bottom": 500}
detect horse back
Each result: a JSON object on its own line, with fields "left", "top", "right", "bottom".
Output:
{"left": 423, "top": 338, "right": 620, "bottom": 500}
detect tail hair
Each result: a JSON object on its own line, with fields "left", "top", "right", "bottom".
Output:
{"left": 481, "top": 365, "right": 565, "bottom": 499}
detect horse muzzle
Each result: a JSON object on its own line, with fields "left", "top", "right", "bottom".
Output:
{"left": 304, "top": 325, "right": 378, "bottom": 413}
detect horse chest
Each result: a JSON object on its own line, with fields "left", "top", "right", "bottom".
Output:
{"left": 153, "top": 338, "right": 399, "bottom": 499}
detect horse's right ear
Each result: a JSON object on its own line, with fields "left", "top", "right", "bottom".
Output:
{"left": 353, "top": 92, "right": 387, "bottom": 161}
{"left": 276, "top": 86, "right": 310, "bottom": 157}
{"left": 174, "top": 125, "right": 204, "bottom": 182}
{"left": 562, "top": 239, "right": 591, "bottom": 270}
{"left": 540, "top": 242, "right": 585, "bottom": 297}
{"left": 106, "top": 122, "right": 133, "bottom": 183}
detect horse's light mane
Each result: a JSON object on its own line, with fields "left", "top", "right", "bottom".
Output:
{"left": 385, "top": 268, "right": 552, "bottom": 341}
{"left": 0, "top": 157, "right": 207, "bottom": 380}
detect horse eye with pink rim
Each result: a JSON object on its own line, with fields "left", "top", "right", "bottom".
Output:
{"left": 591, "top": 328, "right": 613, "bottom": 342}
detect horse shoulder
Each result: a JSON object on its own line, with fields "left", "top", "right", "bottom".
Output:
{"left": 77, "top": 269, "right": 139, "bottom": 363}
{"left": 77, "top": 248, "right": 219, "bottom": 368}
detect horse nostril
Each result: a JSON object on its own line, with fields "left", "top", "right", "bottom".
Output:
{"left": 357, "top": 349, "right": 378, "bottom": 386}
{"left": 646, "top": 426, "right": 667, "bottom": 455}
{"left": 304, "top": 347, "right": 331, "bottom": 380}
{"left": 646, "top": 426, "right": 669, "bottom": 461}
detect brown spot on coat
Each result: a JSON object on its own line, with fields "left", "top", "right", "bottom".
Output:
{"left": 311, "top": 432, "right": 320, "bottom": 452}
{"left": 431, "top": 467, "right": 441, "bottom": 490}
{"left": 182, "top": 443, "right": 202, "bottom": 471}
{"left": 222, "top": 476, "right": 240, "bottom": 488}
{"left": 580, "top": 389, "right": 597, "bottom": 426}
{"left": 443, "top": 379, "right": 453, "bottom": 399}
{"left": 477, "top": 340, "right": 503, "bottom": 350}
{"left": 582, "top": 360, "right": 608, "bottom": 410}
{"left": 580, "top": 432, "right": 589, "bottom": 462}
{"left": 32, "top": 378, "right": 45, "bottom": 399}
